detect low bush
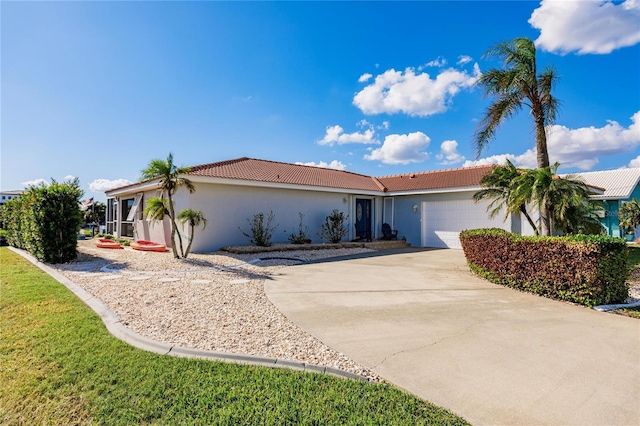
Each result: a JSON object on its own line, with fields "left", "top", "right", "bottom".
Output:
{"left": 239, "top": 211, "right": 279, "bottom": 247}
{"left": 460, "top": 228, "right": 628, "bottom": 307}
{"left": 288, "top": 213, "right": 311, "bottom": 244}
{"left": 321, "top": 209, "right": 348, "bottom": 243}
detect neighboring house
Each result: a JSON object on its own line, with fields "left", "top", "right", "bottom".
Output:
{"left": 104, "top": 157, "right": 533, "bottom": 252}
{"left": 0, "top": 190, "right": 24, "bottom": 206}
{"left": 574, "top": 168, "right": 640, "bottom": 238}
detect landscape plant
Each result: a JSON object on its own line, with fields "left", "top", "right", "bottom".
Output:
{"left": 141, "top": 153, "right": 195, "bottom": 258}
{"left": 474, "top": 36, "right": 560, "bottom": 235}
{"left": 619, "top": 199, "right": 640, "bottom": 236}
{"left": 321, "top": 209, "right": 348, "bottom": 243}
{"left": 239, "top": 211, "right": 278, "bottom": 247}
{"left": 287, "top": 212, "right": 311, "bottom": 244}
{"left": 177, "top": 209, "right": 208, "bottom": 257}
{"left": 0, "top": 179, "right": 83, "bottom": 263}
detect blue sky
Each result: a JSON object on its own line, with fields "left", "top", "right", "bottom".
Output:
{"left": 2, "top": 1, "right": 639, "bottom": 202}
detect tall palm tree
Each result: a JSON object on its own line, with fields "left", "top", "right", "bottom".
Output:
{"left": 475, "top": 37, "right": 561, "bottom": 235}
{"left": 177, "top": 209, "right": 207, "bottom": 258}
{"left": 473, "top": 160, "right": 538, "bottom": 234}
{"left": 141, "top": 153, "right": 195, "bottom": 258}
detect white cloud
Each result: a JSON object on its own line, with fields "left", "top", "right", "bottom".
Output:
{"left": 22, "top": 178, "right": 49, "bottom": 187}
{"left": 380, "top": 121, "right": 390, "bottom": 130}
{"left": 364, "top": 132, "right": 430, "bottom": 165}
{"left": 63, "top": 175, "right": 76, "bottom": 181}
{"left": 358, "top": 73, "right": 373, "bottom": 83}
{"left": 436, "top": 140, "right": 466, "bottom": 165}
{"left": 318, "top": 125, "right": 378, "bottom": 146}
{"left": 457, "top": 55, "right": 472, "bottom": 65}
{"left": 295, "top": 160, "right": 347, "bottom": 171}
{"left": 629, "top": 155, "right": 640, "bottom": 168}
{"left": 465, "top": 111, "right": 640, "bottom": 170}
{"left": 353, "top": 65, "right": 480, "bottom": 117}
{"left": 89, "top": 178, "right": 134, "bottom": 192}
{"left": 423, "top": 57, "right": 447, "bottom": 68}
{"left": 530, "top": 0, "right": 640, "bottom": 54}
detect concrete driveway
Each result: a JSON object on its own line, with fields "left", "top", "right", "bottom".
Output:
{"left": 265, "top": 249, "right": 640, "bottom": 426}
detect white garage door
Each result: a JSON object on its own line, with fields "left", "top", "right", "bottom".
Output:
{"left": 421, "top": 199, "right": 502, "bottom": 249}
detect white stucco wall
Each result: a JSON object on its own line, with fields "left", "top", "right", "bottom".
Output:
{"left": 184, "top": 183, "right": 359, "bottom": 253}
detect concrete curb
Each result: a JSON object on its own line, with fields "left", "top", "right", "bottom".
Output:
{"left": 594, "top": 300, "right": 640, "bottom": 312}
{"left": 8, "top": 247, "right": 368, "bottom": 382}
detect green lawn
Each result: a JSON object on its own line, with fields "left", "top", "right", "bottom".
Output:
{"left": 0, "top": 248, "right": 468, "bottom": 425}
{"left": 627, "top": 245, "right": 640, "bottom": 270}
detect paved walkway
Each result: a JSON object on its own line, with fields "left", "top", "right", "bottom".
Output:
{"left": 265, "top": 249, "right": 640, "bottom": 426}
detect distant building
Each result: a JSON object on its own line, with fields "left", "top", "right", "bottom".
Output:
{"left": 0, "top": 190, "right": 24, "bottom": 206}
{"left": 575, "top": 168, "right": 640, "bottom": 238}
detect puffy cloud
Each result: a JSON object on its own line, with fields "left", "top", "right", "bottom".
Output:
{"left": 89, "top": 178, "right": 134, "bottom": 192}
{"left": 295, "top": 160, "right": 347, "bottom": 171}
{"left": 436, "top": 140, "right": 466, "bottom": 165}
{"left": 64, "top": 175, "right": 76, "bottom": 181}
{"left": 353, "top": 65, "right": 480, "bottom": 117}
{"left": 457, "top": 55, "right": 472, "bottom": 65}
{"left": 465, "top": 111, "right": 640, "bottom": 170}
{"left": 318, "top": 125, "right": 378, "bottom": 146}
{"left": 629, "top": 155, "right": 640, "bottom": 168}
{"left": 530, "top": 0, "right": 640, "bottom": 54}
{"left": 22, "top": 178, "right": 49, "bottom": 187}
{"left": 358, "top": 73, "right": 373, "bottom": 83}
{"left": 364, "top": 132, "right": 430, "bottom": 165}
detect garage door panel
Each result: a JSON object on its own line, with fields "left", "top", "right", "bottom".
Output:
{"left": 422, "top": 199, "right": 505, "bottom": 249}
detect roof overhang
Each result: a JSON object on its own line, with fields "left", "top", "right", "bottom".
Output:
{"left": 386, "top": 186, "right": 482, "bottom": 196}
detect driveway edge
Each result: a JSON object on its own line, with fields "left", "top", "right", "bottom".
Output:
{"left": 8, "top": 247, "right": 368, "bottom": 382}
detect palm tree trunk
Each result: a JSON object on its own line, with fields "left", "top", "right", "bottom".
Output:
{"left": 183, "top": 223, "right": 194, "bottom": 259}
{"left": 534, "top": 107, "right": 553, "bottom": 235}
{"left": 520, "top": 205, "right": 539, "bottom": 236}
{"left": 167, "top": 194, "right": 180, "bottom": 258}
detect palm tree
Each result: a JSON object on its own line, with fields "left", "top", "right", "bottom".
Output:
{"left": 473, "top": 160, "right": 538, "bottom": 234}
{"left": 177, "top": 209, "right": 207, "bottom": 258}
{"left": 525, "top": 164, "right": 599, "bottom": 235}
{"left": 619, "top": 199, "right": 640, "bottom": 237}
{"left": 141, "top": 153, "right": 195, "bottom": 258}
{"left": 555, "top": 201, "right": 605, "bottom": 235}
{"left": 475, "top": 37, "right": 561, "bottom": 235}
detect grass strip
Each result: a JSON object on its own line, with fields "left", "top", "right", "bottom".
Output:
{"left": 0, "top": 247, "right": 468, "bottom": 425}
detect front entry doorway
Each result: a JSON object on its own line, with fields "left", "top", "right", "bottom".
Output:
{"left": 355, "top": 198, "right": 372, "bottom": 241}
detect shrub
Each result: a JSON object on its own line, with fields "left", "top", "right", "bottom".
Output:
{"left": 288, "top": 213, "right": 311, "bottom": 244}
{"left": 460, "top": 228, "right": 628, "bottom": 307}
{"left": 321, "top": 209, "right": 348, "bottom": 244}
{"left": 2, "top": 179, "right": 83, "bottom": 263}
{"left": 239, "top": 212, "right": 279, "bottom": 247}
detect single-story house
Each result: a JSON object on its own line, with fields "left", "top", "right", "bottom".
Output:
{"left": 103, "top": 157, "right": 535, "bottom": 252}
{"left": 574, "top": 168, "right": 640, "bottom": 238}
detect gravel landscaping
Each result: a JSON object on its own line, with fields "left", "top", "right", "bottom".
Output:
{"left": 52, "top": 240, "right": 382, "bottom": 381}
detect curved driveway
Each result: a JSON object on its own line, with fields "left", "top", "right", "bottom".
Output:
{"left": 265, "top": 249, "right": 640, "bottom": 426}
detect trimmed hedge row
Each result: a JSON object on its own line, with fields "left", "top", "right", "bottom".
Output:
{"left": 460, "top": 228, "right": 628, "bottom": 307}
{"left": 0, "top": 179, "right": 83, "bottom": 263}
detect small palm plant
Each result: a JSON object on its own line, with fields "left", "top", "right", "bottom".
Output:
{"left": 619, "top": 199, "right": 640, "bottom": 238}
{"left": 177, "top": 209, "right": 208, "bottom": 258}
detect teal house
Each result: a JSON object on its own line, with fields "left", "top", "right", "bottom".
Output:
{"left": 576, "top": 168, "right": 640, "bottom": 238}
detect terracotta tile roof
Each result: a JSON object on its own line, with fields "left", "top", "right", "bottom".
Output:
{"left": 106, "top": 157, "right": 495, "bottom": 195}
{"left": 377, "top": 165, "right": 495, "bottom": 192}
{"left": 188, "top": 157, "right": 385, "bottom": 192}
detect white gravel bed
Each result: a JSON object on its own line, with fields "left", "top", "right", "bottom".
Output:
{"left": 52, "top": 240, "right": 382, "bottom": 381}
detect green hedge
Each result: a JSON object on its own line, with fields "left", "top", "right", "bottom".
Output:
{"left": 460, "top": 228, "right": 628, "bottom": 307}
{"left": 0, "top": 179, "right": 83, "bottom": 263}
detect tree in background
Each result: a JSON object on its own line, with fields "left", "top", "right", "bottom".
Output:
{"left": 619, "top": 199, "right": 640, "bottom": 237}
{"left": 141, "top": 153, "right": 195, "bottom": 258}
{"left": 474, "top": 37, "right": 561, "bottom": 236}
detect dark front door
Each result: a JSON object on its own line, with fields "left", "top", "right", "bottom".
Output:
{"left": 355, "top": 198, "right": 372, "bottom": 241}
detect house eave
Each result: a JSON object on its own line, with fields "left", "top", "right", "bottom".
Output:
{"left": 106, "top": 180, "right": 161, "bottom": 197}
{"left": 386, "top": 186, "right": 482, "bottom": 196}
